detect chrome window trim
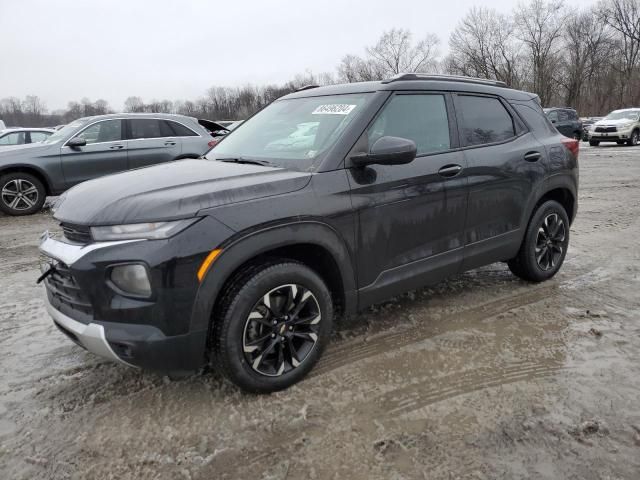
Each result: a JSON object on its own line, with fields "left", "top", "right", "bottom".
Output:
{"left": 63, "top": 117, "right": 203, "bottom": 147}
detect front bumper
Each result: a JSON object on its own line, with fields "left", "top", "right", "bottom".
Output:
{"left": 589, "top": 129, "right": 633, "bottom": 142}
{"left": 38, "top": 216, "right": 234, "bottom": 372}
{"left": 47, "top": 301, "right": 136, "bottom": 367}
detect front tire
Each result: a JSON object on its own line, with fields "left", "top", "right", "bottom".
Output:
{"left": 589, "top": 140, "right": 599, "bottom": 146}
{"left": 0, "top": 172, "right": 46, "bottom": 216}
{"left": 508, "top": 200, "right": 570, "bottom": 282}
{"left": 627, "top": 129, "right": 639, "bottom": 146}
{"left": 211, "top": 261, "right": 333, "bottom": 393}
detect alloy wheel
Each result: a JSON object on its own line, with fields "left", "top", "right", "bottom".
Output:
{"left": 632, "top": 131, "right": 639, "bottom": 146}
{"left": 1, "top": 179, "right": 39, "bottom": 211}
{"left": 535, "top": 213, "right": 566, "bottom": 271}
{"left": 243, "top": 284, "right": 321, "bottom": 377}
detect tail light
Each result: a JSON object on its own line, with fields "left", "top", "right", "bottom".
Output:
{"left": 208, "top": 139, "right": 219, "bottom": 148}
{"left": 561, "top": 137, "right": 579, "bottom": 158}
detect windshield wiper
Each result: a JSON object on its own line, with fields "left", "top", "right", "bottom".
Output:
{"left": 217, "top": 157, "right": 275, "bottom": 167}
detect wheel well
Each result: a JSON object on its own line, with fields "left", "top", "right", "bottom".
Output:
{"left": 0, "top": 167, "right": 52, "bottom": 195}
{"left": 215, "top": 243, "right": 346, "bottom": 318}
{"left": 535, "top": 188, "right": 575, "bottom": 223}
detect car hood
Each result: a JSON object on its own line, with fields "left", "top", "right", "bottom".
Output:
{"left": 594, "top": 118, "right": 638, "bottom": 126}
{"left": 53, "top": 159, "right": 312, "bottom": 226}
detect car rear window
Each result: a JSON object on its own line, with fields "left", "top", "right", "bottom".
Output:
{"left": 457, "top": 95, "right": 516, "bottom": 146}
{"left": 166, "top": 120, "right": 198, "bottom": 137}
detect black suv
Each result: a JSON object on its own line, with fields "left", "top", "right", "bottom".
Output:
{"left": 543, "top": 107, "right": 583, "bottom": 140}
{"left": 39, "top": 74, "right": 579, "bottom": 393}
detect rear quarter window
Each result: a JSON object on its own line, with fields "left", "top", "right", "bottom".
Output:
{"left": 166, "top": 120, "right": 198, "bottom": 137}
{"left": 513, "top": 103, "right": 557, "bottom": 135}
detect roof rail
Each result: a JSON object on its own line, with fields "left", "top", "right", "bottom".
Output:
{"left": 296, "top": 84, "right": 320, "bottom": 92}
{"left": 382, "top": 73, "right": 508, "bottom": 88}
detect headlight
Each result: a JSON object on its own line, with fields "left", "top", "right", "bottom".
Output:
{"left": 91, "top": 218, "right": 199, "bottom": 241}
{"left": 110, "top": 264, "right": 151, "bottom": 297}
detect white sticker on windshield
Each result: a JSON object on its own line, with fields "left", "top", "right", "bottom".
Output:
{"left": 312, "top": 104, "right": 357, "bottom": 115}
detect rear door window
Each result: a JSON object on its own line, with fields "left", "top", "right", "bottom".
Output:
{"left": 457, "top": 95, "right": 516, "bottom": 146}
{"left": 129, "top": 119, "right": 171, "bottom": 139}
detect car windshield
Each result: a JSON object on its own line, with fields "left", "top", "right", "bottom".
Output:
{"left": 205, "top": 93, "right": 372, "bottom": 170}
{"left": 605, "top": 111, "right": 640, "bottom": 121}
{"left": 41, "top": 119, "right": 87, "bottom": 144}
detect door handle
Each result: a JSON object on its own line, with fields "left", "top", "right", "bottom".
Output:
{"left": 524, "top": 151, "right": 542, "bottom": 162}
{"left": 164, "top": 141, "right": 177, "bottom": 146}
{"left": 438, "top": 164, "right": 463, "bottom": 178}
{"left": 109, "top": 145, "right": 124, "bottom": 150}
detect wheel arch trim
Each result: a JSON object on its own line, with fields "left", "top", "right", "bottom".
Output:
{"left": 189, "top": 220, "right": 357, "bottom": 335}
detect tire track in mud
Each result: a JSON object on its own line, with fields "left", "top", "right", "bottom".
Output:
{"left": 377, "top": 362, "right": 569, "bottom": 420}
{"left": 312, "top": 262, "right": 617, "bottom": 379}
{"left": 312, "top": 278, "right": 575, "bottom": 378}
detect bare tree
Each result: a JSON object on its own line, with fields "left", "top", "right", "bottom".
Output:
{"left": 124, "top": 96, "right": 145, "bottom": 113}
{"left": 448, "top": 7, "right": 523, "bottom": 87}
{"left": 598, "top": 0, "right": 640, "bottom": 102}
{"left": 561, "top": 10, "right": 613, "bottom": 110}
{"left": 514, "top": 0, "right": 567, "bottom": 105}
{"left": 339, "top": 29, "right": 440, "bottom": 82}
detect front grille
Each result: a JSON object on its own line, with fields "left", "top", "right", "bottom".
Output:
{"left": 595, "top": 126, "right": 617, "bottom": 133}
{"left": 61, "top": 223, "right": 92, "bottom": 244}
{"left": 46, "top": 261, "right": 93, "bottom": 319}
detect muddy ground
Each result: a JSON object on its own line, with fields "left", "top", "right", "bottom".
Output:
{"left": 1, "top": 144, "right": 639, "bottom": 479}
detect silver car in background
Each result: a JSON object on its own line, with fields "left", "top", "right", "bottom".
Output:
{"left": 0, "top": 128, "right": 55, "bottom": 146}
{"left": 0, "top": 113, "right": 215, "bottom": 216}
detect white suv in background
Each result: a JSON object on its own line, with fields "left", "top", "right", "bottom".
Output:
{"left": 588, "top": 108, "right": 640, "bottom": 146}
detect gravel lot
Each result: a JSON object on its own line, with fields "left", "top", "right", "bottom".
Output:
{"left": 1, "top": 144, "right": 639, "bottom": 479}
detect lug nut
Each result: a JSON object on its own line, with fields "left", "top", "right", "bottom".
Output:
{"left": 271, "top": 333, "right": 276, "bottom": 338}
{"left": 289, "top": 326, "right": 293, "bottom": 331}
{"left": 272, "top": 320, "right": 277, "bottom": 325}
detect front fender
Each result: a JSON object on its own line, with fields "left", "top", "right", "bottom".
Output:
{"left": 189, "top": 219, "right": 357, "bottom": 334}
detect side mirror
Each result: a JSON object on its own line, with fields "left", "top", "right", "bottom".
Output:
{"left": 67, "top": 137, "right": 86, "bottom": 148}
{"left": 351, "top": 136, "right": 417, "bottom": 167}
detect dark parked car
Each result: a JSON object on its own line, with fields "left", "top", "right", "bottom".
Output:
{"left": 543, "top": 107, "right": 583, "bottom": 140}
{"left": 39, "top": 74, "right": 579, "bottom": 392}
{"left": 0, "top": 113, "right": 215, "bottom": 215}
{"left": 0, "top": 128, "right": 54, "bottom": 146}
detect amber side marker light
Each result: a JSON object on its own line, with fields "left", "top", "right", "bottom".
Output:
{"left": 197, "top": 249, "right": 222, "bottom": 282}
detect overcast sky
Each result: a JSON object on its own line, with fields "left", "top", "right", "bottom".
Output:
{"left": 1, "top": 0, "right": 595, "bottom": 111}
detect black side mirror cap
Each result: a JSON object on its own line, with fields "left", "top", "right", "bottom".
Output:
{"left": 67, "top": 137, "right": 87, "bottom": 148}
{"left": 351, "top": 136, "right": 417, "bottom": 167}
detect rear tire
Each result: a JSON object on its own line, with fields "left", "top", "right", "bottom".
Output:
{"left": 0, "top": 172, "right": 46, "bottom": 216}
{"left": 211, "top": 260, "right": 333, "bottom": 393}
{"left": 508, "top": 200, "right": 570, "bottom": 282}
{"left": 589, "top": 140, "right": 599, "bottom": 146}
